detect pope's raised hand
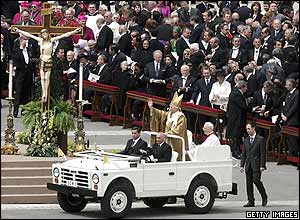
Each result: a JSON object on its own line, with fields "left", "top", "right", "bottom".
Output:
{"left": 147, "top": 98, "right": 153, "bottom": 108}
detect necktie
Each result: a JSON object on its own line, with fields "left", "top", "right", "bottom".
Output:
{"left": 131, "top": 140, "right": 136, "bottom": 148}
{"left": 155, "top": 63, "right": 159, "bottom": 77}
{"left": 250, "top": 137, "right": 254, "bottom": 145}
{"left": 205, "top": 79, "right": 209, "bottom": 86}
{"left": 263, "top": 94, "right": 267, "bottom": 104}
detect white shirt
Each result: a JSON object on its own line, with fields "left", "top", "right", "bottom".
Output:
{"left": 182, "top": 36, "right": 191, "bottom": 48}
{"left": 132, "top": 137, "right": 141, "bottom": 147}
{"left": 201, "top": 132, "right": 221, "bottom": 146}
{"left": 209, "top": 81, "right": 231, "bottom": 106}
{"left": 254, "top": 47, "right": 260, "bottom": 62}
{"left": 231, "top": 46, "right": 239, "bottom": 59}
{"left": 201, "top": 40, "right": 209, "bottom": 50}
{"left": 20, "top": 46, "right": 29, "bottom": 64}
{"left": 1, "top": 45, "right": 4, "bottom": 62}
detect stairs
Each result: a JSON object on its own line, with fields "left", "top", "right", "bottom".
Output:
{"left": 1, "top": 156, "right": 65, "bottom": 204}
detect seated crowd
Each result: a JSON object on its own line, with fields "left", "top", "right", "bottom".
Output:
{"left": 1, "top": 1, "right": 299, "bottom": 159}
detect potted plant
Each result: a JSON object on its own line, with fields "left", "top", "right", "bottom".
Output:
{"left": 21, "top": 99, "right": 76, "bottom": 157}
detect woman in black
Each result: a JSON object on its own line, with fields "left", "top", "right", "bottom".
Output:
{"left": 132, "top": 39, "right": 153, "bottom": 68}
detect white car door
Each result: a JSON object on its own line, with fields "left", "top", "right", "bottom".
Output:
{"left": 143, "top": 162, "right": 176, "bottom": 191}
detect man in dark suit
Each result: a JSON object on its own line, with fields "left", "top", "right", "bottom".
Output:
{"left": 95, "top": 16, "right": 113, "bottom": 52}
{"left": 172, "top": 64, "right": 196, "bottom": 102}
{"left": 215, "top": 23, "right": 231, "bottom": 49}
{"left": 228, "top": 36, "right": 248, "bottom": 69}
{"left": 119, "top": 126, "right": 148, "bottom": 156}
{"left": 251, "top": 81, "right": 274, "bottom": 121}
{"left": 243, "top": 65, "right": 258, "bottom": 98}
{"left": 281, "top": 79, "right": 299, "bottom": 157}
{"left": 142, "top": 50, "right": 168, "bottom": 97}
{"left": 240, "top": 121, "right": 268, "bottom": 207}
{"left": 249, "top": 37, "right": 267, "bottom": 66}
{"left": 190, "top": 16, "right": 202, "bottom": 44}
{"left": 144, "top": 132, "right": 172, "bottom": 163}
{"left": 107, "top": 44, "right": 126, "bottom": 72}
{"left": 12, "top": 36, "right": 34, "bottom": 117}
{"left": 206, "top": 36, "right": 228, "bottom": 69}
{"left": 270, "top": 19, "right": 284, "bottom": 42}
{"left": 261, "top": 27, "right": 275, "bottom": 55}
{"left": 226, "top": 81, "right": 252, "bottom": 158}
{"left": 118, "top": 26, "right": 132, "bottom": 57}
{"left": 176, "top": 27, "right": 191, "bottom": 60}
{"left": 191, "top": 65, "right": 216, "bottom": 107}
{"left": 234, "top": 1, "right": 252, "bottom": 23}
{"left": 218, "top": 1, "right": 240, "bottom": 15}
{"left": 196, "top": 1, "right": 214, "bottom": 23}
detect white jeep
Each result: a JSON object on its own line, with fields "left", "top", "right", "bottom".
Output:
{"left": 47, "top": 132, "right": 238, "bottom": 218}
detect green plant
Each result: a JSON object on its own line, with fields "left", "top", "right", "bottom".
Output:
{"left": 16, "top": 132, "right": 31, "bottom": 145}
{"left": 52, "top": 99, "right": 76, "bottom": 134}
{"left": 21, "top": 99, "right": 76, "bottom": 157}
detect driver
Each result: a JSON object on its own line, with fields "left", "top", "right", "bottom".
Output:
{"left": 119, "top": 126, "right": 148, "bottom": 156}
{"left": 142, "top": 132, "right": 172, "bottom": 162}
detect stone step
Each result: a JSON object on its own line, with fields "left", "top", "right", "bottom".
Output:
{"left": 1, "top": 167, "right": 52, "bottom": 177}
{"left": 1, "top": 160, "right": 61, "bottom": 168}
{"left": 1, "top": 185, "right": 54, "bottom": 194}
{"left": 1, "top": 176, "right": 52, "bottom": 185}
{"left": 1, "top": 194, "right": 58, "bottom": 204}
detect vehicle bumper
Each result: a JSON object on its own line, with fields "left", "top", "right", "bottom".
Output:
{"left": 47, "top": 183, "right": 97, "bottom": 197}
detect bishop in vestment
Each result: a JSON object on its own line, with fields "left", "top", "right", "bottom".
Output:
{"left": 147, "top": 92, "right": 189, "bottom": 161}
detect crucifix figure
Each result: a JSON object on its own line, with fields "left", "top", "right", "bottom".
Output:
{"left": 11, "top": 2, "right": 82, "bottom": 103}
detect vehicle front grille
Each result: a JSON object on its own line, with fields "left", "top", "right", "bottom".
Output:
{"left": 61, "top": 168, "right": 89, "bottom": 188}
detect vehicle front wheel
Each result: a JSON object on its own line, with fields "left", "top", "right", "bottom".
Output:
{"left": 57, "top": 192, "right": 87, "bottom": 212}
{"left": 142, "top": 197, "right": 168, "bottom": 208}
{"left": 184, "top": 179, "right": 216, "bottom": 214}
{"left": 101, "top": 184, "right": 132, "bottom": 218}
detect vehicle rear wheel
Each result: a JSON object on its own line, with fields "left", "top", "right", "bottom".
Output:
{"left": 57, "top": 192, "right": 87, "bottom": 212}
{"left": 142, "top": 197, "right": 168, "bottom": 208}
{"left": 184, "top": 179, "right": 216, "bottom": 214}
{"left": 101, "top": 184, "right": 132, "bottom": 218}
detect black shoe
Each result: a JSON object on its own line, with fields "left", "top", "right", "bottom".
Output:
{"left": 243, "top": 202, "right": 255, "bottom": 207}
{"left": 262, "top": 198, "right": 268, "bottom": 206}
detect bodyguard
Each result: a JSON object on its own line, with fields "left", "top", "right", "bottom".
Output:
{"left": 240, "top": 121, "right": 268, "bottom": 207}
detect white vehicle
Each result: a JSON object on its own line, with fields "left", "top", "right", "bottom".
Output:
{"left": 47, "top": 131, "right": 238, "bottom": 218}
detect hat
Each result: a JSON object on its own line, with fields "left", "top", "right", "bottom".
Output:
{"left": 78, "top": 12, "right": 87, "bottom": 21}
{"left": 171, "top": 92, "right": 183, "bottom": 108}
{"left": 20, "top": 2, "right": 30, "bottom": 8}
{"left": 31, "top": 1, "right": 41, "bottom": 7}
{"left": 215, "top": 69, "right": 225, "bottom": 77}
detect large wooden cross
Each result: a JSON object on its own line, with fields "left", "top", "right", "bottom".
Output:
{"left": 11, "top": 2, "right": 83, "bottom": 35}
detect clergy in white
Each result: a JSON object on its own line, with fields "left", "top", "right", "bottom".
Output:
{"left": 187, "top": 122, "right": 220, "bottom": 160}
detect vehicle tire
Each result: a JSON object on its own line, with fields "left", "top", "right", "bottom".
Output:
{"left": 101, "top": 184, "right": 132, "bottom": 218}
{"left": 142, "top": 197, "right": 168, "bottom": 208}
{"left": 184, "top": 178, "right": 216, "bottom": 214}
{"left": 57, "top": 192, "right": 87, "bottom": 212}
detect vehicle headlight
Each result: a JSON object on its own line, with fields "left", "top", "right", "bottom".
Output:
{"left": 53, "top": 167, "right": 60, "bottom": 177}
{"left": 92, "top": 174, "right": 99, "bottom": 184}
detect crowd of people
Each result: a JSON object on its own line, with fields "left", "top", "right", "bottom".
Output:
{"left": 0, "top": 1, "right": 299, "bottom": 160}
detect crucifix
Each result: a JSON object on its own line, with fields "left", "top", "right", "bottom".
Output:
{"left": 11, "top": 2, "right": 83, "bottom": 106}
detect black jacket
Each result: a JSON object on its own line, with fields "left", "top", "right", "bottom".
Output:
{"left": 95, "top": 25, "right": 113, "bottom": 52}
{"left": 282, "top": 89, "right": 299, "bottom": 126}
{"left": 147, "top": 142, "right": 172, "bottom": 162}
{"left": 226, "top": 88, "right": 252, "bottom": 138}
{"left": 119, "top": 138, "right": 148, "bottom": 156}
{"left": 241, "top": 134, "right": 266, "bottom": 172}
{"left": 191, "top": 77, "right": 216, "bottom": 107}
